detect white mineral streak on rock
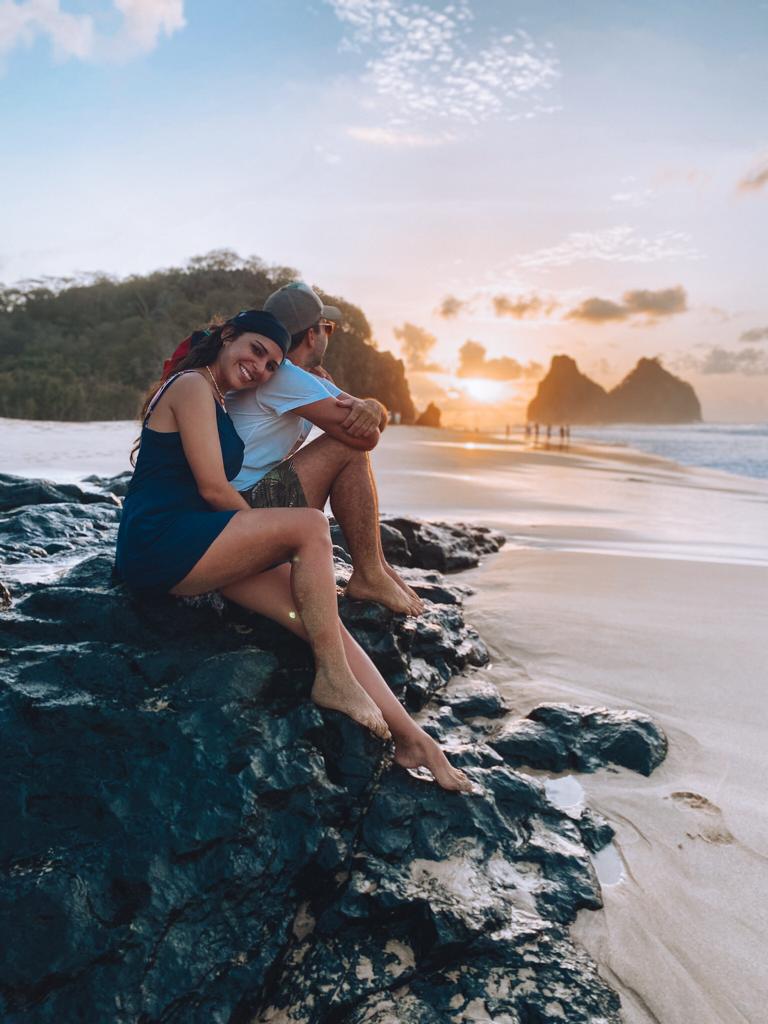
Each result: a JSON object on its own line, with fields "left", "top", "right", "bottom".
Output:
{"left": 383, "top": 939, "right": 415, "bottom": 975}
{"left": 290, "top": 900, "right": 315, "bottom": 940}
{"left": 544, "top": 1000, "right": 567, "bottom": 1019}
{"left": 355, "top": 956, "right": 375, "bottom": 981}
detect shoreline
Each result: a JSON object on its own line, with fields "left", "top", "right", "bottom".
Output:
{"left": 1, "top": 416, "right": 768, "bottom": 487}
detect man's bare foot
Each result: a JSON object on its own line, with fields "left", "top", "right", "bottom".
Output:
{"left": 311, "top": 667, "right": 392, "bottom": 741}
{"left": 345, "top": 569, "right": 422, "bottom": 616}
{"left": 383, "top": 562, "right": 425, "bottom": 614}
{"left": 393, "top": 732, "right": 474, "bottom": 792}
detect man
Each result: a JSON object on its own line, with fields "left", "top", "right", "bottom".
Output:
{"left": 227, "top": 282, "right": 423, "bottom": 616}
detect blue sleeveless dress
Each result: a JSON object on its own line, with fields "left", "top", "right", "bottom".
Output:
{"left": 115, "top": 371, "right": 245, "bottom": 594}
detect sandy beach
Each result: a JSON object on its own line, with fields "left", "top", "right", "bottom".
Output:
{"left": 373, "top": 427, "right": 768, "bottom": 1024}
{"left": 3, "top": 420, "right": 767, "bottom": 1021}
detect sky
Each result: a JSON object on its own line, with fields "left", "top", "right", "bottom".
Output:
{"left": 1, "top": 0, "right": 767, "bottom": 424}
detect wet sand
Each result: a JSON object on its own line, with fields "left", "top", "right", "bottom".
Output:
{"left": 4, "top": 419, "right": 768, "bottom": 1020}
{"left": 372, "top": 427, "right": 768, "bottom": 1024}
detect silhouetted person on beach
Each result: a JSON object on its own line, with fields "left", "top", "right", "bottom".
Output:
{"left": 534, "top": 423, "right": 540, "bottom": 442}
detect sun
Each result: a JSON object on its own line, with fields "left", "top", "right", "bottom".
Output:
{"left": 455, "top": 377, "right": 510, "bottom": 404}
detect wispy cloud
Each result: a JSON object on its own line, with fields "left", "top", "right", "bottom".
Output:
{"left": 327, "top": 0, "right": 560, "bottom": 139}
{"left": 393, "top": 321, "right": 445, "bottom": 371}
{"left": 492, "top": 292, "right": 558, "bottom": 319}
{"left": 737, "top": 154, "right": 768, "bottom": 193}
{"left": 516, "top": 226, "right": 702, "bottom": 269}
{"left": 346, "top": 126, "right": 452, "bottom": 146}
{"left": 436, "top": 294, "right": 469, "bottom": 318}
{"left": 566, "top": 285, "right": 688, "bottom": 324}
{"left": 457, "top": 340, "right": 542, "bottom": 380}
{"left": 0, "top": 0, "right": 94, "bottom": 60}
{"left": 0, "top": 0, "right": 184, "bottom": 64}
{"left": 610, "top": 188, "right": 655, "bottom": 208}
{"left": 740, "top": 325, "right": 768, "bottom": 343}
{"left": 697, "top": 346, "right": 768, "bottom": 374}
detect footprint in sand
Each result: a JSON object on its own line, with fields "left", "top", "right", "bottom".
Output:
{"left": 668, "top": 790, "right": 735, "bottom": 845}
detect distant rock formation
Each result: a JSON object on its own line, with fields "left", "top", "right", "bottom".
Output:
{"left": 605, "top": 357, "right": 702, "bottom": 423}
{"left": 527, "top": 355, "right": 702, "bottom": 424}
{"left": 415, "top": 401, "right": 442, "bottom": 427}
{"left": 527, "top": 356, "right": 608, "bottom": 425}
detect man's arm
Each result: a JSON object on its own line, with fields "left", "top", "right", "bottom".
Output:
{"left": 293, "top": 396, "right": 381, "bottom": 450}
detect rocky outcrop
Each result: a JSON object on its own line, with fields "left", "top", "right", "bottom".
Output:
{"left": 527, "top": 355, "right": 609, "bottom": 425}
{"left": 0, "top": 474, "right": 668, "bottom": 1023}
{"left": 414, "top": 401, "right": 442, "bottom": 428}
{"left": 490, "top": 703, "right": 668, "bottom": 776}
{"left": 605, "top": 356, "right": 701, "bottom": 423}
{"left": 527, "top": 354, "right": 702, "bottom": 424}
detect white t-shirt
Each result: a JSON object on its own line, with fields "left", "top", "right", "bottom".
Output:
{"left": 228, "top": 361, "right": 342, "bottom": 490}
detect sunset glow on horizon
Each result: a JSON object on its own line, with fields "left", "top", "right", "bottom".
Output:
{"left": 1, "top": 1, "right": 766, "bottom": 423}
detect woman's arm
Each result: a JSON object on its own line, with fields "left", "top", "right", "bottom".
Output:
{"left": 170, "top": 374, "right": 249, "bottom": 511}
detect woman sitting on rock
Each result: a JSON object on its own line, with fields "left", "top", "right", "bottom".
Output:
{"left": 115, "top": 310, "right": 471, "bottom": 792}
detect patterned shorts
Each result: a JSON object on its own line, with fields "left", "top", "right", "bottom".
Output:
{"left": 240, "top": 460, "right": 308, "bottom": 509}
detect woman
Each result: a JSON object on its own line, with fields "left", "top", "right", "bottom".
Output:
{"left": 116, "top": 309, "right": 471, "bottom": 791}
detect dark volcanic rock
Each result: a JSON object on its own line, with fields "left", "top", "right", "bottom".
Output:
{"left": 378, "top": 516, "right": 505, "bottom": 572}
{"left": 0, "top": 477, "right": 667, "bottom": 1022}
{"left": 442, "top": 677, "right": 510, "bottom": 719}
{"left": 82, "top": 470, "right": 133, "bottom": 497}
{"left": 0, "top": 501, "right": 120, "bottom": 564}
{"left": 578, "top": 808, "right": 617, "bottom": 854}
{"left": 332, "top": 515, "right": 505, "bottom": 574}
{"left": 490, "top": 702, "right": 668, "bottom": 777}
{"left": 0, "top": 472, "right": 120, "bottom": 512}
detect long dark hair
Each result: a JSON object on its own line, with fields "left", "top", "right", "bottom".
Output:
{"left": 130, "top": 318, "right": 241, "bottom": 465}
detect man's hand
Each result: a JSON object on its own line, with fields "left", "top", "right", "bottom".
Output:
{"left": 308, "top": 366, "right": 336, "bottom": 384}
{"left": 335, "top": 396, "right": 386, "bottom": 438}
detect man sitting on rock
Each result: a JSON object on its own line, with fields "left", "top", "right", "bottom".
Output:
{"left": 226, "top": 282, "right": 423, "bottom": 617}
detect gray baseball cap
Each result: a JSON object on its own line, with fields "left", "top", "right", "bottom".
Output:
{"left": 264, "top": 281, "right": 341, "bottom": 337}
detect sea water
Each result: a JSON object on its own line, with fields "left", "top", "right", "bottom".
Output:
{"left": 4, "top": 418, "right": 768, "bottom": 485}
{"left": 570, "top": 422, "right": 768, "bottom": 481}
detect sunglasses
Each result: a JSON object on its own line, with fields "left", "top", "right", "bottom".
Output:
{"left": 314, "top": 320, "right": 336, "bottom": 336}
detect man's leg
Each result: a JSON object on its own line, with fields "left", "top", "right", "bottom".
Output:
{"left": 290, "top": 435, "right": 423, "bottom": 616}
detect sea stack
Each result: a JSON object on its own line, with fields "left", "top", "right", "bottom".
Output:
{"left": 527, "top": 355, "right": 702, "bottom": 424}
{"left": 605, "top": 357, "right": 702, "bottom": 423}
{"left": 527, "top": 355, "right": 608, "bottom": 424}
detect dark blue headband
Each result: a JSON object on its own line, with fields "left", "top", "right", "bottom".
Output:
{"left": 229, "top": 309, "right": 291, "bottom": 357}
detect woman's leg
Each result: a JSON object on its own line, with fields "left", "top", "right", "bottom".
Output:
{"left": 223, "top": 564, "right": 472, "bottom": 792}
{"left": 172, "top": 508, "right": 390, "bottom": 740}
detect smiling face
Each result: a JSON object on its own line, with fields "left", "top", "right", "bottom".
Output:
{"left": 216, "top": 330, "right": 283, "bottom": 391}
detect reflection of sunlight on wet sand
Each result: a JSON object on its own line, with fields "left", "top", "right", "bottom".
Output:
{"left": 373, "top": 427, "right": 768, "bottom": 567}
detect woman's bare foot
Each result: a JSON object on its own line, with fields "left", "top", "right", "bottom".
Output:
{"left": 345, "top": 569, "right": 422, "bottom": 616}
{"left": 383, "top": 563, "right": 425, "bottom": 614}
{"left": 393, "top": 732, "right": 474, "bottom": 792}
{"left": 311, "top": 667, "right": 392, "bottom": 740}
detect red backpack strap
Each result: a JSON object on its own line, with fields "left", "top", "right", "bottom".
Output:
{"left": 162, "top": 334, "right": 194, "bottom": 378}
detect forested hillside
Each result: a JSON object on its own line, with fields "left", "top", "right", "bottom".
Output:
{"left": 0, "top": 251, "right": 416, "bottom": 422}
